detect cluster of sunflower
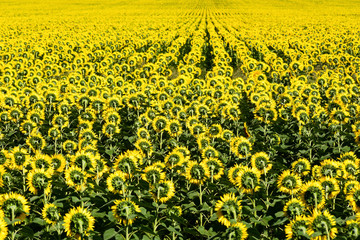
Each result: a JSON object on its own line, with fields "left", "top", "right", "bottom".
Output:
{"left": 0, "top": 0, "right": 359, "bottom": 239}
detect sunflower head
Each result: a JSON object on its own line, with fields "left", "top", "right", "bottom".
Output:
{"left": 285, "top": 215, "right": 309, "bottom": 240}
{"left": 150, "top": 180, "right": 175, "bottom": 203}
{"left": 215, "top": 193, "right": 242, "bottom": 227}
{"left": 111, "top": 199, "right": 141, "bottom": 225}
{"left": 106, "top": 171, "right": 127, "bottom": 195}
{"left": 42, "top": 203, "right": 61, "bottom": 225}
{"left": 307, "top": 209, "right": 337, "bottom": 240}
{"left": 283, "top": 198, "right": 305, "bottom": 219}
{"left": 185, "top": 161, "right": 210, "bottom": 185}
{"left": 251, "top": 152, "right": 271, "bottom": 174}
{"left": 63, "top": 206, "right": 95, "bottom": 239}
{"left": 0, "top": 192, "right": 30, "bottom": 225}
{"left": 300, "top": 181, "right": 326, "bottom": 210}
{"left": 235, "top": 166, "right": 261, "bottom": 194}
{"left": 277, "top": 170, "right": 302, "bottom": 195}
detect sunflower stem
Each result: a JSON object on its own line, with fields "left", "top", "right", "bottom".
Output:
{"left": 199, "top": 184, "right": 203, "bottom": 227}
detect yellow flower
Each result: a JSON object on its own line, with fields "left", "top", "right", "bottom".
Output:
{"left": 291, "top": 158, "right": 311, "bottom": 176}
{"left": 300, "top": 181, "right": 326, "bottom": 210}
{"left": 283, "top": 198, "right": 305, "bottom": 219}
{"left": 8, "top": 147, "right": 29, "bottom": 170}
{"left": 307, "top": 209, "right": 337, "bottom": 240}
{"left": 111, "top": 199, "right": 141, "bottom": 225}
{"left": 50, "top": 154, "right": 67, "bottom": 172}
{"left": 150, "top": 180, "right": 175, "bottom": 203}
{"left": 107, "top": 171, "right": 127, "bottom": 195}
{"left": 27, "top": 168, "right": 52, "bottom": 195}
{"left": 64, "top": 165, "right": 87, "bottom": 192}
{"left": 277, "top": 170, "right": 302, "bottom": 195}
{"left": 141, "top": 165, "right": 166, "bottom": 185}
{"left": 346, "top": 188, "right": 360, "bottom": 212}
{"left": 0, "top": 210, "right": 8, "bottom": 240}
{"left": 63, "top": 206, "right": 95, "bottom": 239}
{"left": 203, "top": 157, "right": 224, "bottom": 181}
{"left": 26, "top": 130, "right": 46, "bottom": 152}
{"left": 42, "top": 203, "right": 61, "bottom": 225}
{"left": 0, "top": 193, "right": 30, "bottom": 225}
{"left": 320, "top": 177, "right": 339, "bottom": 199}
{"left": 185, "top": 161, "right": 210, "bottom": 185}
{"left": 166, "top": 119, "right": 182, "bottom": 137}
{"left": 251, "top": 152, "right": 272, "bottom": 174}
{"left": 235, "top": 166, "right": 261, "bottom": 194}
{"left": 285, "top": 215, "right": 308, "bottom": 240}
{"left": 215, "top": 193, "right": 242, "bottom": 227}
{"left": 230, "top": 136, "right": 252, "bottom": 159}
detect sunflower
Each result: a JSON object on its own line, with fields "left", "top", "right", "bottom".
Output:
{"left": 111, "top": 199, "right": 141, "bottom": 225}
{"left": 319, "top": 159, "right": 342, "bottom": 178}
{"left": 62, "top": 140, "right": 77, "bottom": 153}
{"left": 284, "top": 198, "right": 305, "bottom": 219}
{"left": 164, "top": 151, "right": 184, "bottom": 169}
{"left": 185, "top": 161, "right": 210, "bottom": 185}
{"left": 107, "top": 171, "right": 128, "bottom": 195}
{"left": 114, "top": 153, "right": 138, "bottom": 178}
{"left": 30, "top": 152, "right": 52, "bottom": 172}
{"left": 0, "top": 211, "right": 7, "bottom": 240}
{"left": 208, "top": 124, "right": 223, "bottom": 138}
{"left": 190, "top": 123, "right": 206, "bottom": 136}
{"left": 63, "top": 206, "right": 95, "bottom": 239}
{"left": 230, "top": 137, "right": 252, "bottom": 159}
{"left": 102, "top": 122, "right": 120, "bottom": 138}
{"left": 52, "top": 114, "right": 69, "bottom": 128}
{"left": 8, "top": 147, "right": 29, "bottom": 170}
{"left": 94, "top": 158, "right": 108, "bottom": 178}
{"left": 141, "top": 165, "right": 166, "bottom": 185}
{"left": 235, "top": 166, "right": 261, "bottom": 194}
{"left": 346, "top": 220, "right": 360, "bottom": 239}
{"left": 27, "top": 168, "right": 52, "bottom": 195}
{"left": 0, "top": 192, "right": 30, "bottom": 225}
{"left": 285, "top": 215, "right": 309, "bottom": 240}
{"left": 20, "top": 120, "right": 36, "bottom": 135}
{"left": 166, "top": 119, "right": 183, "bottom": 137}
{"left": 137, "top": 127, "right": 150, "bottom": 139}
{"left": 307, "top": 209, "right": 337, "bottom": 240}
{"left": 48, "top": 127, "right": 61, "bottom": 140}
{"left": 203, "top": 157, "right": 224, "bottom": 181}
{"left": 344, "top": 180, "right": 360, "bottom": 195}
{"left": 134, "top": 138, "right": 153, "bottom": 156}
{"left": 251, "top": 152, "right": 272, "bottom": 174}
{"left": 50, "top": 154, "right": 67, "bottom": 172}
{"left": 215, "top": 193, "right": 242, "bottom": 227}
{"left": 228, "top": 164, "right": 243, "bottom": 185}
{"left": 300, "top": 181, "right": 326, "bottom": 209}
{"left": 277, "top": 170, "right": 302, "bottom": 195}
{"left": 222, "top": 129, "right": 234, "bottom": 142}
{"left": 201, "top": 146, "right": 219, "bottom": 159}
{"left": 150, "top": 180, "right": 175, "bottom": 203}
{"left": 225, "top": 222, "right": 248, "bottom": 239}
{"left": 42, "top": 203, "right": 61, "bottom": 225}
{"left": 26, "top": 130, "right": 45, "bottom": 152}
{"left": 320, "top": 177, "right": 340, "bottom": 200}
{"left": 290, "top": 158, "right": 309, "bottom": 176}
{"left": 347, "top": 189, "right": 360, "bottom": 212}
{"left": 197, "top": 134, "right": 211, "bottom": 150}
{"left": 64, "top": 165, "right": 87, "bottom": 192}
{"left": 102, "top": 110, "right": 121, "bottom": 124}
{"left": 152, "top": 116, "right": 168, "bottom": 132}
{"left": 342, "top": 160, "right": 358, "bottom": 179}
{"left": 0, "top": 150, "right": 9, "bottom": 167}
{"left": 71, "top": 151, "right": 96, "bottom": 173}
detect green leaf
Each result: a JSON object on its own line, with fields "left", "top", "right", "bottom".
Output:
{"left": 104, "top": 228, "right": 117, "bottom": 240}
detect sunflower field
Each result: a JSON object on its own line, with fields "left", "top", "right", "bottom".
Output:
{"left": 1, "top": 0, "right": 360, "bottom": 239}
